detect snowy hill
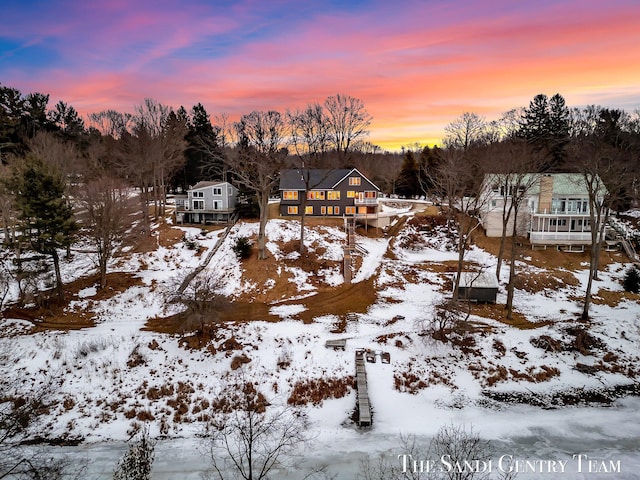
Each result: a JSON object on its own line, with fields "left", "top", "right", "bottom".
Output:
{"left": 2, "top": 205, "right": 640, "bottom": 478}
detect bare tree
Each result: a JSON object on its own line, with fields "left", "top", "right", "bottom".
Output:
{"left": 431, "top": 424, "right": 492, "bottom": 480}
{"left": 229, "top": 111, "right": 288, "bottom": 260}
{"left": 287, "top": 103, "right": 334, "bottom": 253}
{"left": 78, "top": 176, "right": 135, "bottom": 289}
{"left": 165, "top": 269, "right": 230, "bottom": 339}
{"left": 323, "top": 94, "right": 372, "bottom": 163}
{"left": 203, "top": 371, "right": 310, "bottom": 480}
{"left": 570, "top": 140, "right": 626, "bottom": 320}
{"left": 427, "top": 149, "right": 491, "bottom": 301}
{"left": 443, "top": 113, "right": 489, "bottom": 151}
{"left": 87, "top": 110, "right": 133, "bottom": 139}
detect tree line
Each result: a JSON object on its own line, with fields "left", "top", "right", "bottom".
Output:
{"left": 1, "top": 85, "right": 639, "bottom": 315}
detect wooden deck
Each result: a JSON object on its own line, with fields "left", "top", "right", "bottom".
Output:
{"left": 355, "top": 349, "right": 372, "bottom": 427}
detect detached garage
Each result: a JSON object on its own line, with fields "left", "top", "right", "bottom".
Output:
{"left": 456, "top": 271, "right": 499, "bottom": 303}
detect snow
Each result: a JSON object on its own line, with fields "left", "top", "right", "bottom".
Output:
{"left": 2, "top": 212, "right": 640, "bottom": 478}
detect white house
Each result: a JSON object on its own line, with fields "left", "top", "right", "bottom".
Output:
{"left": 478, "top": 173, "right": 607, "bottom": 247}
{"left": 175, "top": 181, "right": 239, "bottom": 224}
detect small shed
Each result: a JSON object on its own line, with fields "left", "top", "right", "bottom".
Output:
{"left": 456, "top": 271, "right": 499, "bottom": 303}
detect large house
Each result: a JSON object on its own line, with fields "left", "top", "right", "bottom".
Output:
{"left": 279, "top": 168, "right": 380, "bottom": 218}
{"left": 479, "top": 173, "right": 606, "bottom": 246}
{"left": 175, "top": 181, "right": 239, "bottom": 224}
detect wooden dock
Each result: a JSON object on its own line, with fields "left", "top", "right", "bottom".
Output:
{"left": 355, "top": 349, "right": 372, "bottom": 427}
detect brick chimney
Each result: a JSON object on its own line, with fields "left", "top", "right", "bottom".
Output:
{"left": 538, "top": 174, "right": 554, "bottom": 213}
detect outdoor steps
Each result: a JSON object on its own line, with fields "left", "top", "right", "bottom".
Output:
{"left": 355, "top": 349, "right": 372, "bottom": 427}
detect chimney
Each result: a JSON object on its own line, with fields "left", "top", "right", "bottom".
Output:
{"left": 538, "top": 174, "right": 554, "bottom": 213}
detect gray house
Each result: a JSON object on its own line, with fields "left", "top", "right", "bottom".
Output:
{"left": 279, "top": 168, "right": 380, "bottom": 218}
{"left": 175, "top": 181, "right": 239, "bottom": 224}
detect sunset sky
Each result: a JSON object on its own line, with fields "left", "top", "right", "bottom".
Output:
{"left": 2, "top": 0, "right": 639, "bottom": 151}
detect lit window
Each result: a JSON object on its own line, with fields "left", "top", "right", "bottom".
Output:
{"left": 334, "top": 206, "right": 340, "bottom": 214}
{"left": 327, "top": 206, "right": 333, "bottom": 215}
{"left": 287, "top": 206, "right": 298, "bottom": 215}
{"left": 349, "top": 177, "right": 361, "bottom": 186}
{"left": 321, "top": 206, "right": 326, "bottom": 215}
{"left": 346, "top": 206, "right": 356, "bottom": 215}
{"left": 283, "top": 191, "right": 299, "bottom": 200}
{"left": 327, "top": 191, "right": 341, "bottom": 200}
{"left": 307, "top": 191, "right": 325, "bottom": 200}
{"left": 347, "top": 191, "right": 356, "bottom": 198}
{"left": 305, "top": 206, "right": 313, "bottom": 215}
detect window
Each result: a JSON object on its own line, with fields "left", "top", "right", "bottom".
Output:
{"left": 334, "top": 206, "right": 340, "bottom": 214}
{"left": 192, "top": 191, "right": 204, "bottom": 198}
{"left": 321, "top": 206, "right": 326, "bottom": 215}
{"left": 327, "top": 206, "right": 333, "bottom": 215}
{"left": 213, "top": 188, "right": 222, "bottom": 195}
{"left": 363, "top": 191, "right": 376, "bottom": 199}
{"left": 346, "top": 206, "right": 356, "bottom": 215}
{"left": 305, "top": 206, "right": 313, "bottom": 215}
{"left": 347, "top": 191, "right": 356, "bottom": 198}
{"left": 327, "top": 191, "right": 341, "bottom": 200}
{"left": 287, "top": 206, "right": 298, "bottom": 215}
{"left": 491, "top": 200, "right": 497, "bottom": 207}
{"left": 349, "top": 177, "right": 361, "bottom": 186}
{"left": 213, "top": 201, "right": 220, "bottom": 210}
{"left": 358, "top": 206, "right": 367, "bottom": 214}
{"left": 193, "top": 200, "right": 204, "bottom": 210}
{"left": 283, "top": 191, "right": 298, "bottom": 200}
{"left": 550, "top": 219, "right": 567, "bottom": 227}
{"left": 307, "top": 191, "right": 325, "bottom": 200}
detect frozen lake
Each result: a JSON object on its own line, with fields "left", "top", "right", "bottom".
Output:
{"left": 46, "top": 397, "right": 640, "bottom": 479}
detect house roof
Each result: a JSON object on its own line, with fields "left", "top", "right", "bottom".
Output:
{"left": 484, "top": 173, "right": 604, "bottom": 197}
{"left": 458, "top": 271, "right": 499, "bottom": 289}
{"left": 279, "top": 168, "right": 380, "bottom": 191}
{"left": 190, "top": 181, "right": 225, "bottom": 190}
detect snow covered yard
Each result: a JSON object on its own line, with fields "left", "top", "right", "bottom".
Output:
{"left": 2, "top": 210, "right": 640, "bottom": 478}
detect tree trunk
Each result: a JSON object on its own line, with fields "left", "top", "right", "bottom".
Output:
{"left": 582, "top": 251, "right": 596, "bottom": 320}
{"left": 505, "top": 229, "right": 517, "bottom": 320}
{"left": 257, "top": 193, "right": 269, "bottom": 260}
{"left": 299, "top": 195, "right": 307, "bottom": 254}
{"left": 51, "top": 250, "right": 64, "bottom": 302}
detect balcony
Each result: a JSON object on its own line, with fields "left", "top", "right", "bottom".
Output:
{"left": 353, "top": 192, "right": 378, "bottom": 205}
{"left": 529, "top": 231, "right": 595, "bottom": 245}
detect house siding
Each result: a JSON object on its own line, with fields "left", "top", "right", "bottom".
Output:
{"left": 279, "top": 169, "right": 380, "bottom": 217}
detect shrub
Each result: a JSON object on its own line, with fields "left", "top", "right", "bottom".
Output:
{"left": 623, "top": 266, "right": 640, "bottom": 293}
{"left": 232, "top": 236, "right": 253, "bottom": 259}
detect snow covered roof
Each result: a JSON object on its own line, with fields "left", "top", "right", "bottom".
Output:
{"left": 458, "top": 271, "right": 499, "bottom": 289}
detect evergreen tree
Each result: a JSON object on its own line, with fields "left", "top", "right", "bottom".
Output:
{"left": 113, "top": 427, "right": 155, "bottom": 480}
{"left": 623, "top": 266, "right": 640, "bottom": 293}
{"left": 395, "top": 150, "right": 420, "bottom": 197}
{"left": 519, "top": 93, "right": 570, "bottom": 170}
{"left": 11, "top": 156, "right": 77, "bottom": 301}
{"left": 174, "top": 103, "right": 223, "bottom": 190}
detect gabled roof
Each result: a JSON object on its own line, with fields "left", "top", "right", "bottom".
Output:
{"left": 459, "top": 271, "right": 499, "bottom": 289}
{"left": 190, "top": 181, "right": 225, "bottom": 190}
{"left": 279, "top": 168, "right": 380, "bottom": 191}
{"left": 484, "top": 173, "right": 604, "bottom": 196}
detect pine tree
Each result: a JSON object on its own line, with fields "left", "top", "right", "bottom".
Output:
{"left": 11, "top": 156, "right": 77, "bottom": 301}
{"left": 623, "top": 266, "right": 640, "bottom": 293}
{"left": 395, "top": 150, "right": 420, "bottom": 197}
{"left": 519, "top": 93, "right": 570, "bottom": 170}
{"left": 113, "top": 427, "right": 155, "bottom": 480}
